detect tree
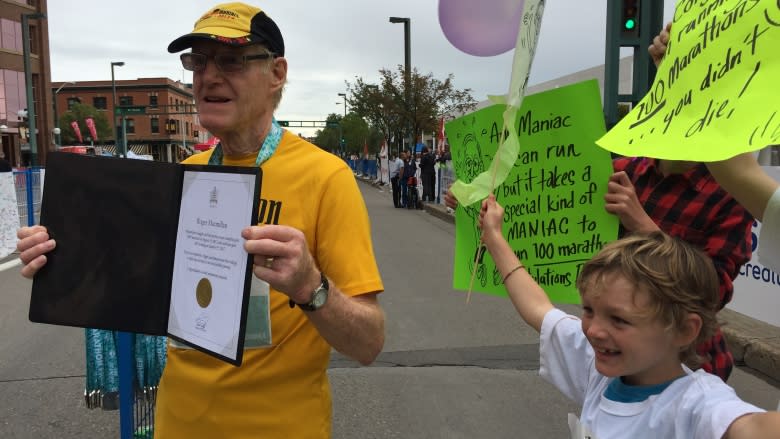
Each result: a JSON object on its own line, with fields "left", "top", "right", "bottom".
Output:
{"left": 347, "top": 66, "right": 477, "bottom": 152}
{"left": 313, "top": 113, "right": 343, "bottom": 153}
{"left": 313, "top": 113, "right": 384, "bottom": 156}
{"left": 59, "top": 103, "right": 112, "bottom": 145}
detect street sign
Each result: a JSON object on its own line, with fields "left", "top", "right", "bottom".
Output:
{"left": 115, "top": 106, "right": 146, "bottom": 116}
{"left": 326, "top": 122, "right": 340, "bottom": 128}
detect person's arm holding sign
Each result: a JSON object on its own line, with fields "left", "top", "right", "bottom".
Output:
{"left": 707, "top": 153, "right": 778, "bottom": 223}
{"left": 479, "top": 194, "right": 552, "bottom": 332}
{"left": 603, "top": 171, "right": 661, "bottom": 234}
{"left": 648, "top": 21, "right": 671, "bottom": 68}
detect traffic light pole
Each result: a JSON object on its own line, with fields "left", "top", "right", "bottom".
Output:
{"left": 604, "top": 0, "right": 663, "bottom": 129}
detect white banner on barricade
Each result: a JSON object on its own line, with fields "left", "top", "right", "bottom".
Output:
{"left": 0, "top": 172, "right": 20, "bottom": 258}
{"left": 730, "top": 166, "right": 780, "bottom": 326}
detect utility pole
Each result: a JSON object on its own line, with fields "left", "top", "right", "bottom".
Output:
{"left": 21, "top": 12, "right": 46, "bottom": 166}
{"left": 389, "top": 17, "right": 411, "bottom": 156}
{"left": 604, "top": 0, "right": 663, "bottom": 129}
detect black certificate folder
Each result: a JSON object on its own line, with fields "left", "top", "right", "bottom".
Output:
{"left": 30, "top": 152, "right": 261, "bottom": 366}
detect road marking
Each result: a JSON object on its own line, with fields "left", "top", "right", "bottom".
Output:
{"left": 0, "top": 258, "right": 21, "bottom": 272}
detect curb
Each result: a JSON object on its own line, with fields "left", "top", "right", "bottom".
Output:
{"left": 357, "top": 177, "right": 780, "bottom": 383}
{"left": 720, "top": 308, "right": 780, "bottom": 383}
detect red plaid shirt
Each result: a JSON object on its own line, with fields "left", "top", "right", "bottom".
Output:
{"left": 613, "top": 157, "right": 753, "bottom": 381}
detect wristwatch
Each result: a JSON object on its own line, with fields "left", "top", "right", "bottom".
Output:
{"left": 288, "top": 272, "right": 329, "bottom": 311}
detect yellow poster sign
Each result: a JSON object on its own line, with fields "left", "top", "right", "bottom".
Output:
{"left": 597, "top": 0, "right": 780, "bottom": 161}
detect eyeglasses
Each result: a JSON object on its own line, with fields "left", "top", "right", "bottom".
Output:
{"left": 180, "top": 52, "right": 276, "bottom": 73}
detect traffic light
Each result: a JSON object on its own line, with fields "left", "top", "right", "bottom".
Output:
{"left": 621, "top": 0, "right": 639, "bottom": 37}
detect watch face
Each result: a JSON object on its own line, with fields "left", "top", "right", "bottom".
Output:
{"left": 312, "top": 289, "right": 328, "bottom": 308}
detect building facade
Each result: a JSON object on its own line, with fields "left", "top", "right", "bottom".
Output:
{"left": 53, "top": 78, "right": 203, "bottom": 162}
{"left": 0, "top": 0, "right": 53, "bottom": 167}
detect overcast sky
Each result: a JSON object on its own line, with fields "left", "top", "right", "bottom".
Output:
{"left": 47, "top": 0, "right": 676, "bottom": 137}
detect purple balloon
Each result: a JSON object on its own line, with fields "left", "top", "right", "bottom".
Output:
{"left": 439, "top": 0, "right": 524, "bottom": 57}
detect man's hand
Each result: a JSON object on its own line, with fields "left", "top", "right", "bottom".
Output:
{"left": 648, "top": 21, "right": 672, "bottom": 67}
{"left": 17, "top": 225, "right": 55, "bottom": 278}
{"left": 604, "top": 171, "right": 659, "bottom": 233}
{"left": 243, "top": 224, "right": 385, "bottom": 365}
{"left": 242, "top": 225, "right": 321, "bottom": 304}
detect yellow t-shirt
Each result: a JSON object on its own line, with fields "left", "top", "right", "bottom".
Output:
{"left": 154, "top": 131, "right": 383, "bottom": 438}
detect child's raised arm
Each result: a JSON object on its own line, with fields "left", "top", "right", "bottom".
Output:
{"left": 479, "top": 194, "right": 554, "bottom": 332}
{"left": 724, "top": 411, "right": 780, "bottom": 439}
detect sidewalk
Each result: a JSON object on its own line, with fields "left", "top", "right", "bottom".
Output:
{"left": 358, "top": 176, "right": 780, "bottom": 384}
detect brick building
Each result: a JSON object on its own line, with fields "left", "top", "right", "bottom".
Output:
{"left": 53, "top": 78, "right": 204, "bottom": 162}
{"left": 0, "top": 0, "right": 53, "bottom": 167}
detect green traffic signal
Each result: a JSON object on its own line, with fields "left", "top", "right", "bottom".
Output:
{"left": 624, "top": 18, "right": 636, "bottom": 30}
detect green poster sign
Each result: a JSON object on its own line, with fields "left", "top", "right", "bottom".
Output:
{"left": 447, "top": 80, "right": 619, "bottom": 303}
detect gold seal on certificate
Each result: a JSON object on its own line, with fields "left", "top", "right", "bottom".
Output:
{"left": 196, "top": 277, "right": 212, "bottom": 308}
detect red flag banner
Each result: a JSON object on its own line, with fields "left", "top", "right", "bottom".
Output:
{"left": 437, "top": 117, "right": 446, "bottom": 155}
{"left": 70, "top": 120, "right": 83, "bottom": 143}
{"left": 85, "top": 117, "right": 98, "bottom": 141}
{"left": 363, "top": 140, "right": 369, "bottom": 158}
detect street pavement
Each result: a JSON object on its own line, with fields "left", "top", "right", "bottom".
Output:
{"left": 0, "top": 178, "right": 779, "bottom": 438}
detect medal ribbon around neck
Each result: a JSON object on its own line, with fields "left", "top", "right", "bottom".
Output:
{"left": 207, "top": 118, "right": 283, "bottom": 166}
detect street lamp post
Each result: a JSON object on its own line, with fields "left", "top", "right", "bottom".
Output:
{"left": 337, "top": 92, "right": 348, "bottom": 155}
{"left": 52, "top": 81, "right": 76, "bottom": 148}
{"left": 337, "top": 92, "right": 347, "bottom": 117}
{"left": 389, "top": 16, "right": 411, "bottom": 156}
{"left": 22, "top": 12, "right": 46, "bottom": 167}
{"left": 111, "top": 61, "right": 125, "bottom": 157}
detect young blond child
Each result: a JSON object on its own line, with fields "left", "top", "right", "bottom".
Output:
{"left": 479, "top": 194, "right": 780, "bottom": 438}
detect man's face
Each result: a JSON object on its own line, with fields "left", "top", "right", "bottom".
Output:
{"left": 190, "top": 41, "right": 285, "bottom": 137}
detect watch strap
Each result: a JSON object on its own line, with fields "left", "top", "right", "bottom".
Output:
{"left": 288, "top": 272, "right": 329, "bottom": 311}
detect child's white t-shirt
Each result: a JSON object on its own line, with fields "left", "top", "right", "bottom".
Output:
{"left": 539, "top": 309, "right": 764, "bottom": 439}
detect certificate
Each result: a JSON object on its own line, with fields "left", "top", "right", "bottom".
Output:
{"left": 28, "top": 152, "right": 261, "bottom": 366}
{"left": 167, "top": 169, "right": 258, "bottom": 364}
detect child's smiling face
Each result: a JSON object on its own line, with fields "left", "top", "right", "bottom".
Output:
{"left": 580, "top": 274, "right": 689, "bottom": 386}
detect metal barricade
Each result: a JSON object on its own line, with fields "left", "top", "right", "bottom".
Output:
{"left": 437, "top": 160, "right": 455, "bottom": 204}
{"left": 13, "top": 168, "right": 43, "bottom": 227}
{"left": 362, "top": 159, "right": 377, "bottom": 179}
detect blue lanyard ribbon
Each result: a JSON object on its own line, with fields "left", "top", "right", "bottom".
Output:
{"left": 207, "top": 119, "right": 283, "bottom": 166}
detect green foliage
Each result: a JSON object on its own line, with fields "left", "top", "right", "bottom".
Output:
{"left": 59, "top": 103, "right": 112, "bottom": 145}
{"left": 312, "top": 113, "right": 383, "bottom": 156}
{"left": 313, "top": 113, "right": 342, "bottom": 152}
{"left": 347, "top": 66, "right": 477, "bottom": 152}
